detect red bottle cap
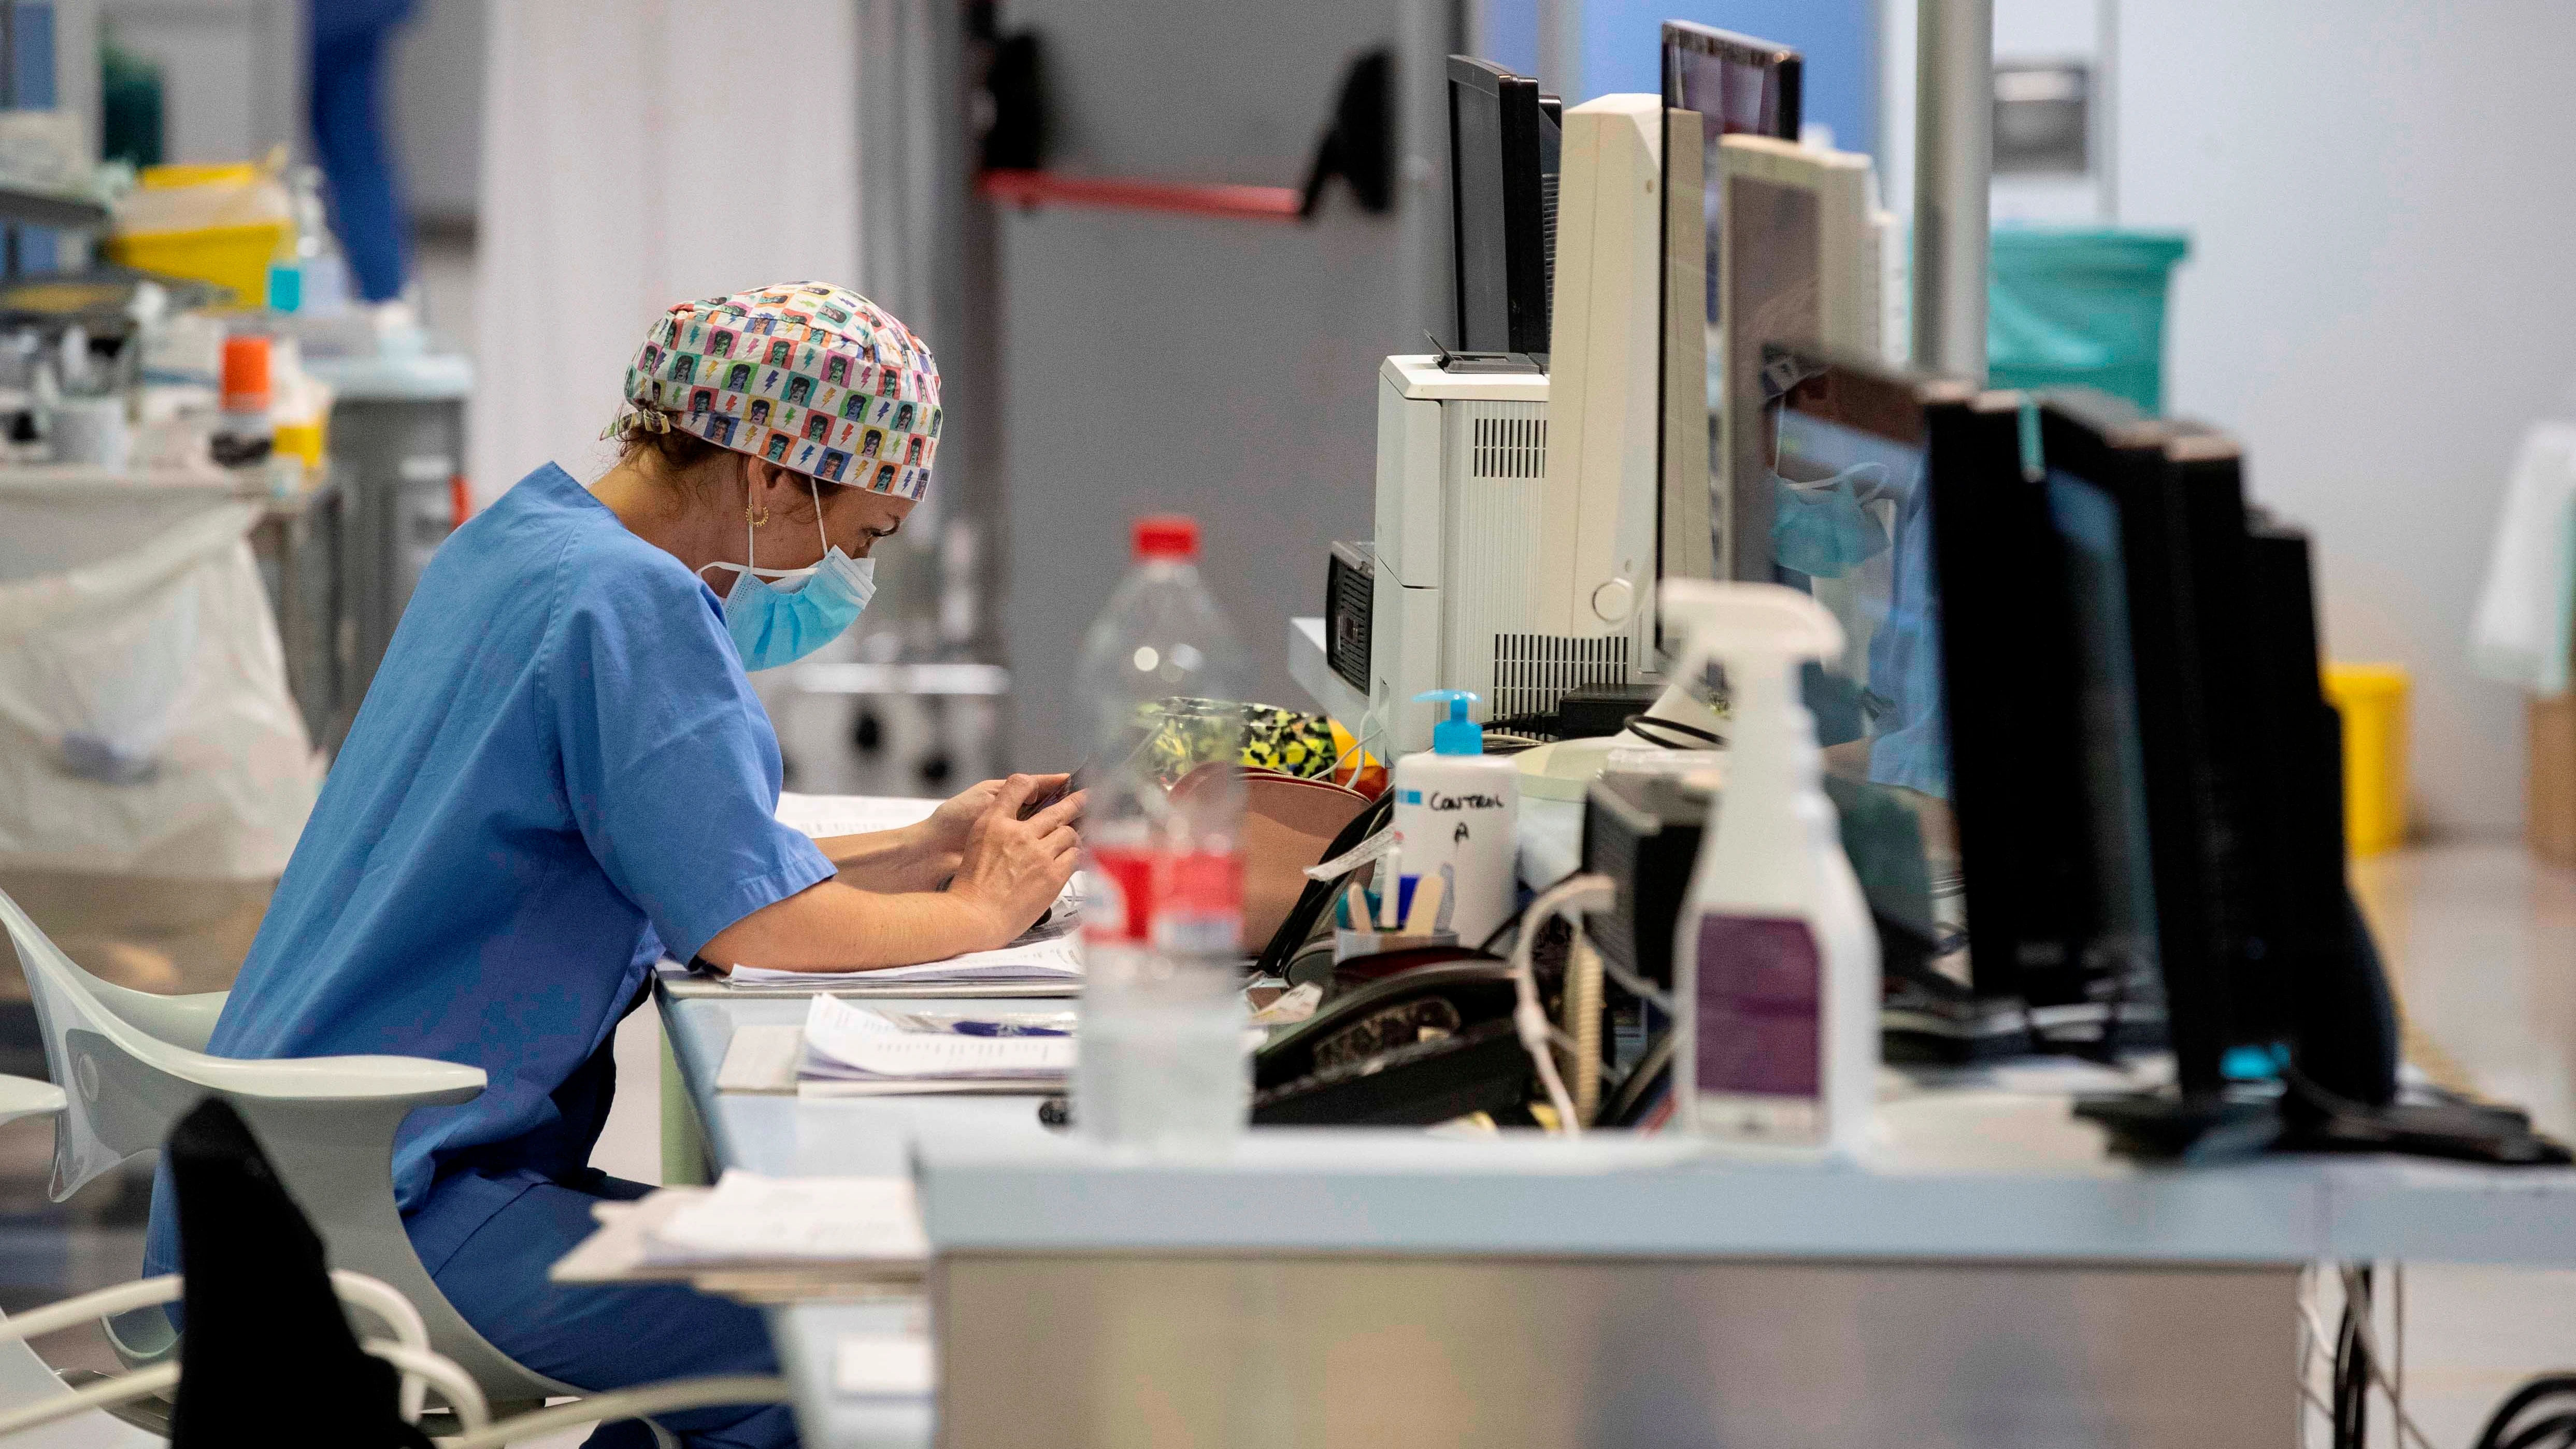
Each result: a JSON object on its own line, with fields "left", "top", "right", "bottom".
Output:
{"left": 221, "top": 335, "right": 273, "bottom": 413}
{"left": 1133, "top": 514, "right": 1198, "bottom": 561}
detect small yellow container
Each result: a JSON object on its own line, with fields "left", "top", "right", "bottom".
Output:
{"left": 105, "top": 221, "right": 287, "bottom": 309}
{"left": 273, "top": 417, "right": 326, "bottom": 469}
{"left": 2324, "top": 663, "right": 2410, "bottom": 855}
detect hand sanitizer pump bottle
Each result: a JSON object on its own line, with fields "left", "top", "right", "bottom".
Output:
{"left": 1659, "top": 581, "right": 1879, "bottom": 1159}
{"left": 1389, "top": 690, "right": 1519, "bottom": 946}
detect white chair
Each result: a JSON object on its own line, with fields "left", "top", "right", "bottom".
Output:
{"left": 0, "top": 1268, "right": 462, "bottom": 1441}
{"left": 0, "top": 1075, "right": 156, "bottom": 1446}
{"left": 0, "top": 1265, "right": 785, "bottom": 1445}
{"left": 0, "top": 887, "right": 577, "bottom": 1419}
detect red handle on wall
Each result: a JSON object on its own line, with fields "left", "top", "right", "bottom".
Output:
{"left": 978, "top": 168, "right": 1304, "bottom": 222}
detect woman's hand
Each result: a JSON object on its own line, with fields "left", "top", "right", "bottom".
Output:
{"left": 917, "top": 773, "right": 1070, "bottom": 876}
{"left": 948, "top": 775, "right": 1084, "bottom": 946}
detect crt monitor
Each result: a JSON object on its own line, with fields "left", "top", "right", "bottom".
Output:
{"left": 1760, "top": 345, "right": 2019, "bottom": 1008}
{"left": 1661, "top": 23, "right": 1801, "bottom": 549}
{"left": 1447, "top": 55, "right": 1559, "bottom": 358}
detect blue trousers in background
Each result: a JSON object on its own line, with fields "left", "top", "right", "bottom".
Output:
{"left": 307, "top": 0, "right": 412, "bottom": 302}
{"left": 430, "top": 1172, "right": 798, "bottom": 1449}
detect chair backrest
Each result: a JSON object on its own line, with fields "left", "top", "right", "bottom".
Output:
{"left": 0, "top": 887, "right": 573, "bottom": 1412}
{"left": 0, "top": 1071, "right": 159, "bottom": 1447}
{"left": 0, "top": 886, "right": 196, "bottom": 1201}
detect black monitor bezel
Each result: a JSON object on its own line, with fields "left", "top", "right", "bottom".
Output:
{"left": 1764, "top": 343, "right": 2007, "bottom": 997}
{"left": 1658, "top": 20, "right": 1804, "bottom": 141}
{"left": 2039, "top": 394, "right": 2256, "bottom": 1096}
{"left": 1446, "top": 55, "right": 1551, "bottom": 357}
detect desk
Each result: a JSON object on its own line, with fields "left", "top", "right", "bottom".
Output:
{"left": 655, "top": 970, "right": 2576, "bottom": 1449}
{"left": 652, "top": 794, "right": 2576, "bottom": 1446}
{"left": 660, "top": 991, "right": 1041, "bottom": 1449}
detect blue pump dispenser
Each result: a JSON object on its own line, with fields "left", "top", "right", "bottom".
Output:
{"left": 1415, "top": 689, "right": 1483, "bottom": 756}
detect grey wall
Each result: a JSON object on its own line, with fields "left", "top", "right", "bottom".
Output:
{"left": 2113, "top": 1, "right": 2576, "bottom": 837}
{"left": 999, "top": 0, "right": 1448, "bottom": 768}
{"left": 1883, "top": 0, "right": 2576, "bottom": 837}
{"left": 390, "top": 0, "right": 484, "bottom": 227}
{"left": 99, "top": 0, "right": 299, "bottom": 164}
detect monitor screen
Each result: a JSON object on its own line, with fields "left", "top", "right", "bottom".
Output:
{"left": 1770, "top": 360, "right": 1955, "bottom": 972}
{"left": 2042, "top": 469, "right": 2162, "bottom": 993}
{"left": 1663, "top": 23, "right": 1801, "bottom": 562}
{"left": 1724, "top": 174, "right": 1821, "bottom": 580}
{"left": 1448, "top": 56, "right": 1552, "bottom": 357}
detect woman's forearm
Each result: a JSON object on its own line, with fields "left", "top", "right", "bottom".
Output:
{"left": 700, "top": 879, "right": 1001, "bottom": 973}
{"left": 814, "top": 822, "right": 955, "bottom": 894}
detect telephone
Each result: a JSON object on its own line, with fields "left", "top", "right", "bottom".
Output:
{"left": 1251, "top": 957, "right": 1530, "bottom": 1126}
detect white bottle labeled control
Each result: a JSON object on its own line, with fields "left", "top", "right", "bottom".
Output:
{"left": 1389, "top": 690, "right": 1519, "bottom": 947}
{"left": 1661, "top": 581, "right": 1879, "bottom": 1158}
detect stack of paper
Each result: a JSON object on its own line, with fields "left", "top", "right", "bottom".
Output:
{"left": 796, "top": 994, "right": 1072, "bottom": 1096}
{"left": 644, "top": 1169, "right": 929, "bottom": 1266}
{"left": 775, "top": 792, "right": 940, "bottom": 839}
{"left": 727, "top": 932, "right": 1083, "bottom": 991}
{"left": 739, "top": 792, "right": 1085, "bottom": 987}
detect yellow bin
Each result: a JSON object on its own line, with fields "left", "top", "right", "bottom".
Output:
{"left": 104, "top": 222, "right": 286, "bottom": 309}
{"left": 2325, "top": 663, "right": 2409, "bottom": 855}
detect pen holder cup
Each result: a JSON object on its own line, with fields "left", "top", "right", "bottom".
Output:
{"left": 1333, "top": 928, "right": 1457, "bottom": 963}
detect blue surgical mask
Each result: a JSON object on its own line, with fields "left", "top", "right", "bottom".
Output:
{"left": 702, "top": 479, "right": 878, "bottom": 671}
{"left": 1772, "top": 460, "right": 1891, "bottom": 580}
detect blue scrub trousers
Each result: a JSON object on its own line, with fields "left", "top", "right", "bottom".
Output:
{"left": 432, "top": 1173, "right": 797, "bottom": 1449}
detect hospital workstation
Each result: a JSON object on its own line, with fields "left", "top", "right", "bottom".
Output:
{"left": 4, "top": 2, "right": 2576, "bottom": 1447}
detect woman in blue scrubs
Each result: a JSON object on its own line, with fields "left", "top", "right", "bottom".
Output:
{"left": 144, "top": 284, "right": 1070, "bottom": 1447}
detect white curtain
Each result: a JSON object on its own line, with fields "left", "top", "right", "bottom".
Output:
{"left": 469, "top": 0, "right": 861, "bottom": 503}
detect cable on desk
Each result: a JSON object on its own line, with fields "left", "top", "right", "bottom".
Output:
{"left": 2475, "top": 1376, "right": 2576, "bottom": 1449}
{"left": 2329, "top": 1264, "right": 2438, "bottom": 1449}
{"left": 1619, "top": 712, "right": 1725, "bottom": 751}
{"left": 1506, "top": 873, "right": 1613, "bottom": 1137}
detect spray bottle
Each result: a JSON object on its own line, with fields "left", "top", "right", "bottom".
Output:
{"left": 1390, "top": 690, "right": 1519, "bottom": 947}
{"left": 1659, "top": 581, "right": 1878, "bottom": 1158}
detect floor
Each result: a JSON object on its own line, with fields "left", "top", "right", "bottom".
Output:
{"left": 2333, "top": 844, "right": 2576, "bottom": 1448}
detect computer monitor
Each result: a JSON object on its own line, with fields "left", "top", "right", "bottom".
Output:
{"left": 1762, "top": 345, "right": 2019, "bottom": 1009}
{"left": 2039, "top": 394, "right": 2281, "bottom": 1094}
{"left": 1447, "top": 56, "right": 1560, "bottom": 358}
{"left": 1661, "top": 24, "right": 1800, "bottom": 572}
{"left": 2043, "top": 393, "right": 2401, "bottom": 1110}
{"left": 1661, "top": 22, "right": 1802, "bottom": 142}
{"left": 1926, "top": 386, "right": 2100, "bottom": 1016}
{"left": 1716, "top": 136, "right": 1884, "bottom": 582}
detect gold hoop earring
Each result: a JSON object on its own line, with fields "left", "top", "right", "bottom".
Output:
{"left": 746, "top": 504, "right": 770, "bottom": 527}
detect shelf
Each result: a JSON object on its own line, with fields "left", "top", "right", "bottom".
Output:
{"left": 0, "top": 184, "right": 109, "bottom": 232}
{"left": 979, "top": 168, "right": 1303, "bottom": 223}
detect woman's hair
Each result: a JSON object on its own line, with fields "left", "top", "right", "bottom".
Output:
{"left": 608, "top": 406, "right": 847, "bottom": 511}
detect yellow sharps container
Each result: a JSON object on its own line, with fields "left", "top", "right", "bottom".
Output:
{"left": 2324, "top": 664, "right": 2410, "bottom": 855}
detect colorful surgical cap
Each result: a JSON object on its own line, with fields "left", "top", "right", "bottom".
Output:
{"left": 621, "top": 281, "right": 941, "bottom": 499}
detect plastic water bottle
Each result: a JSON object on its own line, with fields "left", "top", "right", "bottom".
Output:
{"left": 1074, "top": 515, "right": 1250, "bottom": 1151}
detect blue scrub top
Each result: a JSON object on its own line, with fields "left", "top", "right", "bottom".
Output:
{"left": 144, "top": 462, "right": 834, "bottom": 1279}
